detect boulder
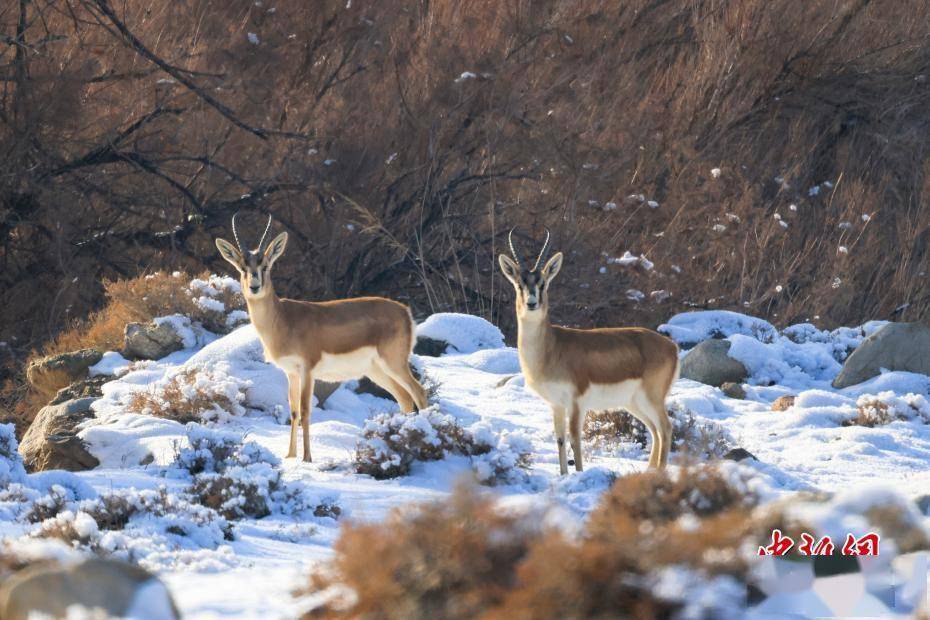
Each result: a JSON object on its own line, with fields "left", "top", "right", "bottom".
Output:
{"left": 680, "top": 339, "right": 748, "bottom": 387}
{"left": 313, "top": 381, "right": 341, "bottom": 407}
{"left": 49, "top": 376, "right": 109, "bottom": 406}
{"left": 19, "top": 398, "right": 99, "bottom": 472}
{"left": 356, "top": 377, "right": 395, "bottom": 401}
{"left": 0, "top": 558, "right": 179, "bottom": 620}
{"left": 832, "top": 322, "right": 930, "bottom": 388}
{"left": 723, "top": 447, "right": 757, "bottom": 462}
{"left": 720, "top": 382, "right": 746, "bottom": 399}
{"left": 414, "top": 335, "right": 449, "bottom": 357}
{"left": 26, "top": 349, "right": 102, "bottom": 399}
{"left": 123, "top": 321, "right": 184, "bottom": 360}
{"left": 771, "top": 395, "right": 796, "bottom": 411}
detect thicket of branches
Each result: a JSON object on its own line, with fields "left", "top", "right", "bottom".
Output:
{"left": 3, "top": 0, "right": 930, "bottom": 370}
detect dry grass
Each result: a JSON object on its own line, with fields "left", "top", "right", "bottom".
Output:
{"left": 127, "top": 368, "right": 237, "bottom": 424}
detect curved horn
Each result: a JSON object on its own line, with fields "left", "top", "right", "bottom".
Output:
{"left": 532, "top": 229, "right": 551, "bottom": 272}
{"left": 508, "top": 228, "right": 522, "bottom": 270}
{"left": 257, "top": 214, "right": 274, "bottom": 251}
{"left": 231, "top": 212, "right": 244, "bottom": 254}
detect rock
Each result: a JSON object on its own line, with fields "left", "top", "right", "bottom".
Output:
{"left": 356, "top": 377, "right": 395, "bottom": 401}
{"left": 313, "top": 381, "right": 341, "bottom": 407}
{"left": 25, "top": 349, "right": 103, "bottom": 399}
{"left": 832, "top": 322, "right": 930, "bottom": 388}
{"left": 49, "top": 376, "right": 109, "bottom": 406}
{"left": 680, "top": 339, "right": 748, "bottom": 387}
{"left": 0, "top": 558, "right": 179, "bottom": 620}
{"left": 414, "top": 335, "right": 449, "bottom": 357}
{"left": 915, "top": 495, "right": 930, "bottom": 516}
{"left": 123, "top": 321, "right": 184, "bottom": 360}
{"left": 18, "top": 398, "right": 99, "bottom": 472}
{"left": 771, "top": 395, "right": 796, "bottom": 411}
{"left": 723, "top": 447, "right": 757, "bottom": 462}
{"left": 720, "top": 382, "right": 746, "bottom": 399}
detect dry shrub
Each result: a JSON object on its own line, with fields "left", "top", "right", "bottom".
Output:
{"left": 846, "top": 392, "right": 930, "bottom": 427}
{"left": 303, "top": 485, "right": 533, "bottom": 619}
{"left": 584, "top": 407, "right": 731, "bottom": 459}
{"left": 588, "top": 466, "right": 755, "bottom": 528}
{"left": 304, "top": 468, "right": 757, "bottom": 619}
{"left": 127, "top": 368, "right": 240, "bottom": 424}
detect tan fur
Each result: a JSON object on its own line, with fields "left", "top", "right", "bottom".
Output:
{"left": 500, "top": 247, "right": 679, "bottom": 474}
{"left": 216, "top": 227, "right": 427, "bottom": 462}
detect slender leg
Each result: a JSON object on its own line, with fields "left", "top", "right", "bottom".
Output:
{"left": 552, "top": 405, "right": 568, "bottom": 475}
{"left": 629, "top": 403, "right": 660, "bottom": 468}
{"left": 286, "top": 372, "right": 300, "bottom": 459}
{"left": 378, "top": 359, "right": 428, "bottom": 411}
{"left": 367, "top": 367, "right": 415, "bottom": 413}
{"left": 301, "top": 373, "right": 314, "bottom": 462}
{"left": 569, "top": 402, "right": 584, "bottom": 472}
{"left": 654, "top": 401, "right": 673, "bottom": 469}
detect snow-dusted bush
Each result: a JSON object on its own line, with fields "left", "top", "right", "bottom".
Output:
{"left": 174, "top": 425, "right": 336, "bottom": 520}
{"left": 189, "top": 462, "right": 311, "bottom": 520}
{"left": 187, "top": 274, "right": 248, "bottom": 333}
{"left": 0, "top": 423, "right": 26, "bottom": 487}
{"left": 356, "top": 407, "right": 475, "bottom": 478}
{"left": 33, "top": 487, "right": 233, "bottom": 558}
{"left": 849, "top": 392, "right": 930, "bottom": 427}
{"left": 355, "top": 407, "right": 532, "bottom": 481}
{"left": 584, "top": 407, "right": 731, "bottom": 459}
{"left": 172, "top": 424, "right": 275, "bottom": 476}
{"left": 128, "top": 367, "right": 246, "bottom": 424}
{"left": 469, "top": 425, "right": 533, "bottom": 486}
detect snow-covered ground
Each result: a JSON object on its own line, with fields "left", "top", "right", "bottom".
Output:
{"left": 2, "top": 302, "right": 930, "bottom": 617}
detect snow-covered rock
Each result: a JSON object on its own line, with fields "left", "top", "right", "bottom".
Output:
{"left": 833, "top": 322, "right": 930, "bottom": 388}
{"left": 416, "top": 313, "right": 505, "bottom": 354}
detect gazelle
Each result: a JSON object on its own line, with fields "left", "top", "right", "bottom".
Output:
{"left": 498, "top": 230, "right": 680, "bottom": 474}
{"left": 215, "top": 214, "right": 428, "bottom": 462}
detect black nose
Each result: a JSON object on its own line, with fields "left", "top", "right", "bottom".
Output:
{"left": 250, "top": 285, "right": 260, "bottom": 293}
{"left": 526, "top": 302, "right": 538, "bottom": 310}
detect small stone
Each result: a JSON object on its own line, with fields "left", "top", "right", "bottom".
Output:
{"left": 723, "top": 447, "right": 757, "bottom": 462}
{"left": 720, "top": 382, "right": 746, "bottom": 399}
{"left": 771, "top": 395, "right": 796, "bottom": 411}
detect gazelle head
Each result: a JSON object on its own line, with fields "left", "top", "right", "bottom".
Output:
{"left": 498, "top": 229, "right": 564, "bottom": 320}
{"left": 215, "top": 213, "right": 288, "bottom": 299}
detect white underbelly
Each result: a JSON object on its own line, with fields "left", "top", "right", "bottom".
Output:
{"left": 312, "top": 346, "right": 379, "bottom": 382}
{"left": 578, "top": 379, "right": 642, "bottom": 412}
{"left": 525, "top": 378, "right": 576, "bottom": 408}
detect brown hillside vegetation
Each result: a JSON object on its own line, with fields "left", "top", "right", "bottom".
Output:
{"left": 3, "top": 0, "right": 930, "bottom": 366}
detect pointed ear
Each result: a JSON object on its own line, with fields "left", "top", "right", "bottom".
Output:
{"left": 541, "top": 252, "right": 563, "bottom": 283}
{"left": 263, "top": 231, "right": 288, "bottom": 266}
{"left": 215, "top": 238, "right": 244, "bottom": 270}
{"left": 498, "top": 254, "right": 520, "bottom": 285}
